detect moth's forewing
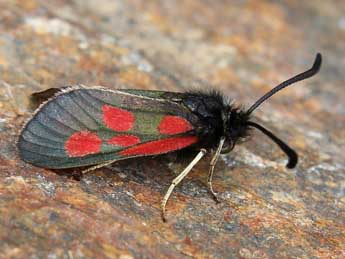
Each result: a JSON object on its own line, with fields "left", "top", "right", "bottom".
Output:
{"left": 18, "top": 86, "right": 201, "bottom": 169}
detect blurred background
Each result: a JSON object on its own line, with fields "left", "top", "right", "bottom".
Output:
{"left": 1, "top": 1, "right": 344, "bottom": 258}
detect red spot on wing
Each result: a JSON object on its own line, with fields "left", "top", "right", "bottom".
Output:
{"left": 119, "top": 136, "right": 198, "bottom": 156}
{"left": 102, "top": 105, "right": 135, "bottom": 132}
{"left": 65, "top": 131, "right": 102, "bottom": 157}
{"left": 158, "top": 115, "right": 193, "bottom": 135}
{"left": 107, "top": 135, "right": 141, "bottom": 147}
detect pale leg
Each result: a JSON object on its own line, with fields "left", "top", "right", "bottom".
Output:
{"left": 207, "top": 137, "right": 225, "bottom": 202}
{"left": 161, "top": 149, "right": 207, "bottom": 221}
{"left": 81, "top": 159, "right": 118, "bottom": 174}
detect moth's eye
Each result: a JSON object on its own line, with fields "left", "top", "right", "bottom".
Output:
{"left": 221, "top": 140, "right": 234, "bottom": 154}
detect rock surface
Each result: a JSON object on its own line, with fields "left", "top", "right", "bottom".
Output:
{"left": 1, "top": 1, "right": 344, "bottom": 258}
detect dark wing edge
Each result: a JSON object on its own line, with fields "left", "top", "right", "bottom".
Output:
{"left": 18, "top": 85, "right": 104, "bottom": 168}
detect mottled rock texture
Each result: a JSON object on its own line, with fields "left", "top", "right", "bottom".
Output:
{"left": 1, "top": 1, "right": 344, "bottom": 258}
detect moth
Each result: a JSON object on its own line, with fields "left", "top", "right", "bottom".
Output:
{"left": 18, "top": 53, "right": 322, "bottom": 220}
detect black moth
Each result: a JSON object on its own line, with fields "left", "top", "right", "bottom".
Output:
{"left": 18, "top": 53, "right": 322, "bottom": 221}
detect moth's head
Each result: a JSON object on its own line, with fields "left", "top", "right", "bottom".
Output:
{"left": 221, "top": 53, "right": 322, "bottom": 168}
{"left": 222, "top": 107, "right": 251, "bottom": 152}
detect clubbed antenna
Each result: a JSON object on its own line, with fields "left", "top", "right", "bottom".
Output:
{"left": 247, "top": 53, "right": 322, "bottom": 115}
{"left": 246, "top": 121, "right": 298, "bottom": 168}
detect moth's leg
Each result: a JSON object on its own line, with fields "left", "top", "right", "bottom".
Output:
{"left": 81, "top": 159, "right": 118, "bottom": 175}
{"left": 161, "top": 149, "right": 207, "bottom": 221}
{"left": 207, "top": 137, "right": 225, "bottom": 202}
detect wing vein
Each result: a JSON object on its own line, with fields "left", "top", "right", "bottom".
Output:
{"left": 71, "top": 91, "right": 103, "bottom": 127}
{"left": 54, "top": 100, "right": 88, "bottom": 130}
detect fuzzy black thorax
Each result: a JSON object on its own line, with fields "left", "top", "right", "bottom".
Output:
{"left": 181, "top": 91, "right": 251, "bottom": 151}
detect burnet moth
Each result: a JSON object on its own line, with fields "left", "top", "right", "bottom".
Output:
{"left": 18, "top": 53, "right": 322, "bottom": 221}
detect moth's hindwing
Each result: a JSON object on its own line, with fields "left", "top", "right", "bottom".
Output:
{"left": 18, "top": 87, "right": 201, "bottom": 169}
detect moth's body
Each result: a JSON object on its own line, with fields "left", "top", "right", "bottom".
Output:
{"left": 18, "top": 53, "right": 322, "bottom": 221}
{"left": 18, "top": 87, "right": 248, "bottom": 168}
